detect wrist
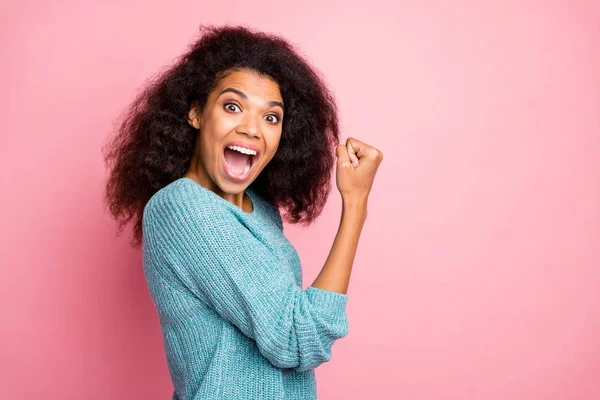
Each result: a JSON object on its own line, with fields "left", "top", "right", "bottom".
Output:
{"left": 342, "top": 196, "right": 368, "bottom": 219}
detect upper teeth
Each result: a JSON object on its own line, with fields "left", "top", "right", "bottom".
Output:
{"left": 227, "top": 145, "right": 257, "bottom": 156}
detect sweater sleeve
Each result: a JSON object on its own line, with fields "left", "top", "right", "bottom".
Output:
{"left": 143, "top": 188, "right": 349, "bottom": 372}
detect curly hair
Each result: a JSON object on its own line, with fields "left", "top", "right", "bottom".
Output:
{"left": 102, "top": 24, "right": 341, "bottom": 248}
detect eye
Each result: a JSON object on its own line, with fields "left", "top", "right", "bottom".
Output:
{"left": 265, "top": 113, "right": 281, "bottom": 124}
{"left": 224, "top": 102, "right": 281, "bottom": 125}
{"left": 224, "top": 102, "right": 241, "bottom": 113}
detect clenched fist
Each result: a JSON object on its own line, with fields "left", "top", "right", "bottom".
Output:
{"left": 335, "top": 137, "right": 383, "bottom": 204}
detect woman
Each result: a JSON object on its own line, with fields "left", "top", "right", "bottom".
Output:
{"left": 103, "top": 24, "right": 383, "bottom": 400}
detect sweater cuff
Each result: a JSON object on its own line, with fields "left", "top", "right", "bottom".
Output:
{"left": 306, "top": 286, "right": 348, "bottom": 316}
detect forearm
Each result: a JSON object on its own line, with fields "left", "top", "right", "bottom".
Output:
{"left": 310, "top": 197, "right": 367, "bottom": 294}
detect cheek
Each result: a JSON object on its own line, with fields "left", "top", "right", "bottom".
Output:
{"left": 197, "top": 133, "right": 221, "bottom": 169}
{"left": 267, "top": 129, "right": 283, "bottom": 151}
{"left": 271, "top": 136, "right": 282, "bottom": 159}
{"left": 199, "top": 122, "right": 222, "bottom": 152}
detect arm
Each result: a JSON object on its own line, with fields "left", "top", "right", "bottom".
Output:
{"left": 143, "top": 188, "right": 349, "bottom": 372}
{"left": 311, "top": 198, "right": 367, "bottom": 294}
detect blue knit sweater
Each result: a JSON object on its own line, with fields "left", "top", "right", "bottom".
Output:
{"left": 142, "top": 177, "right": 349, "bottom": 400}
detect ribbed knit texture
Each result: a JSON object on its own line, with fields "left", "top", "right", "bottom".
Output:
{"left": 142, "top": 177, "right": 349, "bottom": 400}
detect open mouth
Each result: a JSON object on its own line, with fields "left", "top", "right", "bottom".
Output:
{"left": 222, "top": 145, "right": 259, "bottom": 181}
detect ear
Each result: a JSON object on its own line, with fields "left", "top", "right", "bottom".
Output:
{"left": 187, "top": 100, "right": 202, "bottom": 129}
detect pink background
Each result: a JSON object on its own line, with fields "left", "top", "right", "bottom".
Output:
{"left": 1, "top": 1, "right": 599, "bottom": 399}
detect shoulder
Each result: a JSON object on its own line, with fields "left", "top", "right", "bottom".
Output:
{"left": 143, "top": 178, "right": 219, "bottom": 228}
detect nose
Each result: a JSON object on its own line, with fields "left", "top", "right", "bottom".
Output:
{"left": 236, "top": 112, "right": 261, "bottom": 139}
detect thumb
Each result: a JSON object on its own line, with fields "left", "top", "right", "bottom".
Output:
{"left": 336, "top": 144, "right": 352, "bottom": 166}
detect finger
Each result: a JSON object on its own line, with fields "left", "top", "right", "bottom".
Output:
{"left": 347, "top": 143, "right": 358, "bottom": 168}
{"left": 347, "top": 137, "right": 379, "bottom": 162}
{"left": 335, "top": 144, "right": 352, "bottom": 167}
{"left": 346, "top": 139, "right": 360, "bottom": 168}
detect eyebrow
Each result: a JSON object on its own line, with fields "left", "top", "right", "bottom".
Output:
{"left": 218, "top": 87, "right": 285, "bottom": 112}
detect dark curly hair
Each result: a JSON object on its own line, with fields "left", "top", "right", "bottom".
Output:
{"left": 102, "top": 24, "right": 341, "bottom": 248}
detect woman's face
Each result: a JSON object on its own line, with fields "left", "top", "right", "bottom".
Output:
{"left": 186, "top": 68, "right": 284, "bottom": 198}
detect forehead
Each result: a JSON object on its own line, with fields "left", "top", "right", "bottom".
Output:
{"left": 213, "top": 69, "right": 282, "bottom": 101}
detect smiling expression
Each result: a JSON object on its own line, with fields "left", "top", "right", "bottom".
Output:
{"left": 185, "top": 68, "right": 284, "bottom": 208}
